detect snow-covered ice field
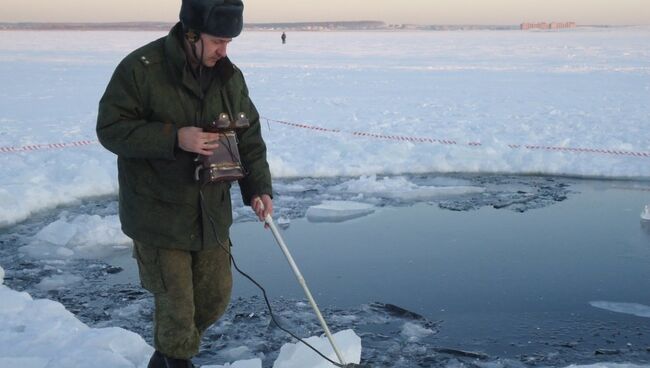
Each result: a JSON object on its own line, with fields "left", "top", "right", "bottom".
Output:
{"left": 1, "top": 27, "right": 650, "bottom": 367}
{"left": 0, "top": 27, "right": 649, "bottom": 226}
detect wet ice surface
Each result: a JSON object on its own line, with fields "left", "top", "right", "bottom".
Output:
{"left": 1, "top": 174, "right": 650, "bottom": 367}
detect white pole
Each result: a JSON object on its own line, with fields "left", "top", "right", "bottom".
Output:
{"left": 264, "top": 213, "right": 348, "bottom": 366}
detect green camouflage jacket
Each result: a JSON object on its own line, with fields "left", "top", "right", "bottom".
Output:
{"left": 97, "top": 23, "right": 272, "bottom": 251}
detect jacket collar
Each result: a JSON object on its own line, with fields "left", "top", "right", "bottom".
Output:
{"left": 164, "top": 22, "right": 236, "bottom": 98}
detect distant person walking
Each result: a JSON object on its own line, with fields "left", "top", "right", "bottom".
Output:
{"left": 281, "top": 31, "right": 286, "bottom": 44}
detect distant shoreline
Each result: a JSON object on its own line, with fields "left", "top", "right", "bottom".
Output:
{"left": 0, "top": 21, "right": 631, "bottom": 32}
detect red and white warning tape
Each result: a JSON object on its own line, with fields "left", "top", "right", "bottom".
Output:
{"left": 0, "top": 140, "right": 97, "bottom": 154}
{"left": 1, "top": 118, "right": 648, "bottom": 159}
{"left": 264, "top": 117, "right": 650, "bottom": 159}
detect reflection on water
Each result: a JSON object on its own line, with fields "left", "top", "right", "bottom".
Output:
{"left": 642, "top": 220, "right": 650, "bottom": 238}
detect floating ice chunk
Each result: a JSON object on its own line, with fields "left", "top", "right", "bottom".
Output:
{"left": 400, "top": 322, "right": 435, "bottom": 341}
{"left": 24, "top": 214, "right": 131, "bottom": 260}
{"left": 641, "top": 205, "right": 650, "bottom": 221}
{"left": 203, "top": 358, "right": 262, "bottom": 368}
{"left": 277, "top": 216, "right": 291, "bottom": 229}
{"left": 35, "top": 219, "right": 78, "bottom": 246}
{"left": 590, "top": 301, "right": 650, "bottom": 318}
{"left": 306, "top": 201, "right": 375, "bottom": 223}
{"left": 68, "top": 214, "right": 131, "bottom": 249}
{"left": 273, "top": 329, "right": 361, "bottom": 368}
{"left": 35, "top": 273, "right": 83, "bottom": 291}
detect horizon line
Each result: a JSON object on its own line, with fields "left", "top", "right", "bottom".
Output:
{"left": 0, "top": 20, "right": 636, "bottom": 27}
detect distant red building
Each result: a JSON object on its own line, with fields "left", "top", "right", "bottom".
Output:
{"left": 521, "top": 22, "right": 576, "bottom": 30}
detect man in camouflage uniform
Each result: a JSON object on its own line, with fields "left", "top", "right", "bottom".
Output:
{"left": 96, "top": 1, "right": 272, "bottom": 367}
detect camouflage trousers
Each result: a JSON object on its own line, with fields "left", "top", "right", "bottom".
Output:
{"left": 133, "top": 240, "right": 233, "bottom": 359}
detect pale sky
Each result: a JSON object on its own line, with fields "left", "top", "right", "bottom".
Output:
{"left": 1, "top": 0, "right": 649, "bottom": 25}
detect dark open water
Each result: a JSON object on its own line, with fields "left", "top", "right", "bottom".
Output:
{"left": 227, "top": 180, "right": 650, "bottom": 364}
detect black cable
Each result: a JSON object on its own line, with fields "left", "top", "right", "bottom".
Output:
{"left": 221, "top": 133, "right": 246, "bottom": 174}
{"left": 198, "top": 188, "right": 346, "bottom": 368}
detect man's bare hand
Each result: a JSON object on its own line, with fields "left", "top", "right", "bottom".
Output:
{"left": 178, "top": 126, "right": 220, "bottom": 155}
{"left": 251, "top": 194, "right": 273, "bottom": 225}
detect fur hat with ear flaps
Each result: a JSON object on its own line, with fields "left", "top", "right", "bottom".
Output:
{"left": 180, "top": 0, "right": 244, "bottom": 38}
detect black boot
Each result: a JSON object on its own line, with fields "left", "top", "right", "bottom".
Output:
{"left": 162, "top": 355, "right": 195, "bottom": 368}
{"left": 147, "top": 351, "right": 165, "bottom": 368}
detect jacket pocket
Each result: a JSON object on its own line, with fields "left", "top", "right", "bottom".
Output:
{"left": 133, "top": 241, "right": 167, "bottom": 294}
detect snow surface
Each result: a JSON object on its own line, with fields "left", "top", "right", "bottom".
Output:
{"left": 0, "top": 264, "right": 152, "bottom": 368}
